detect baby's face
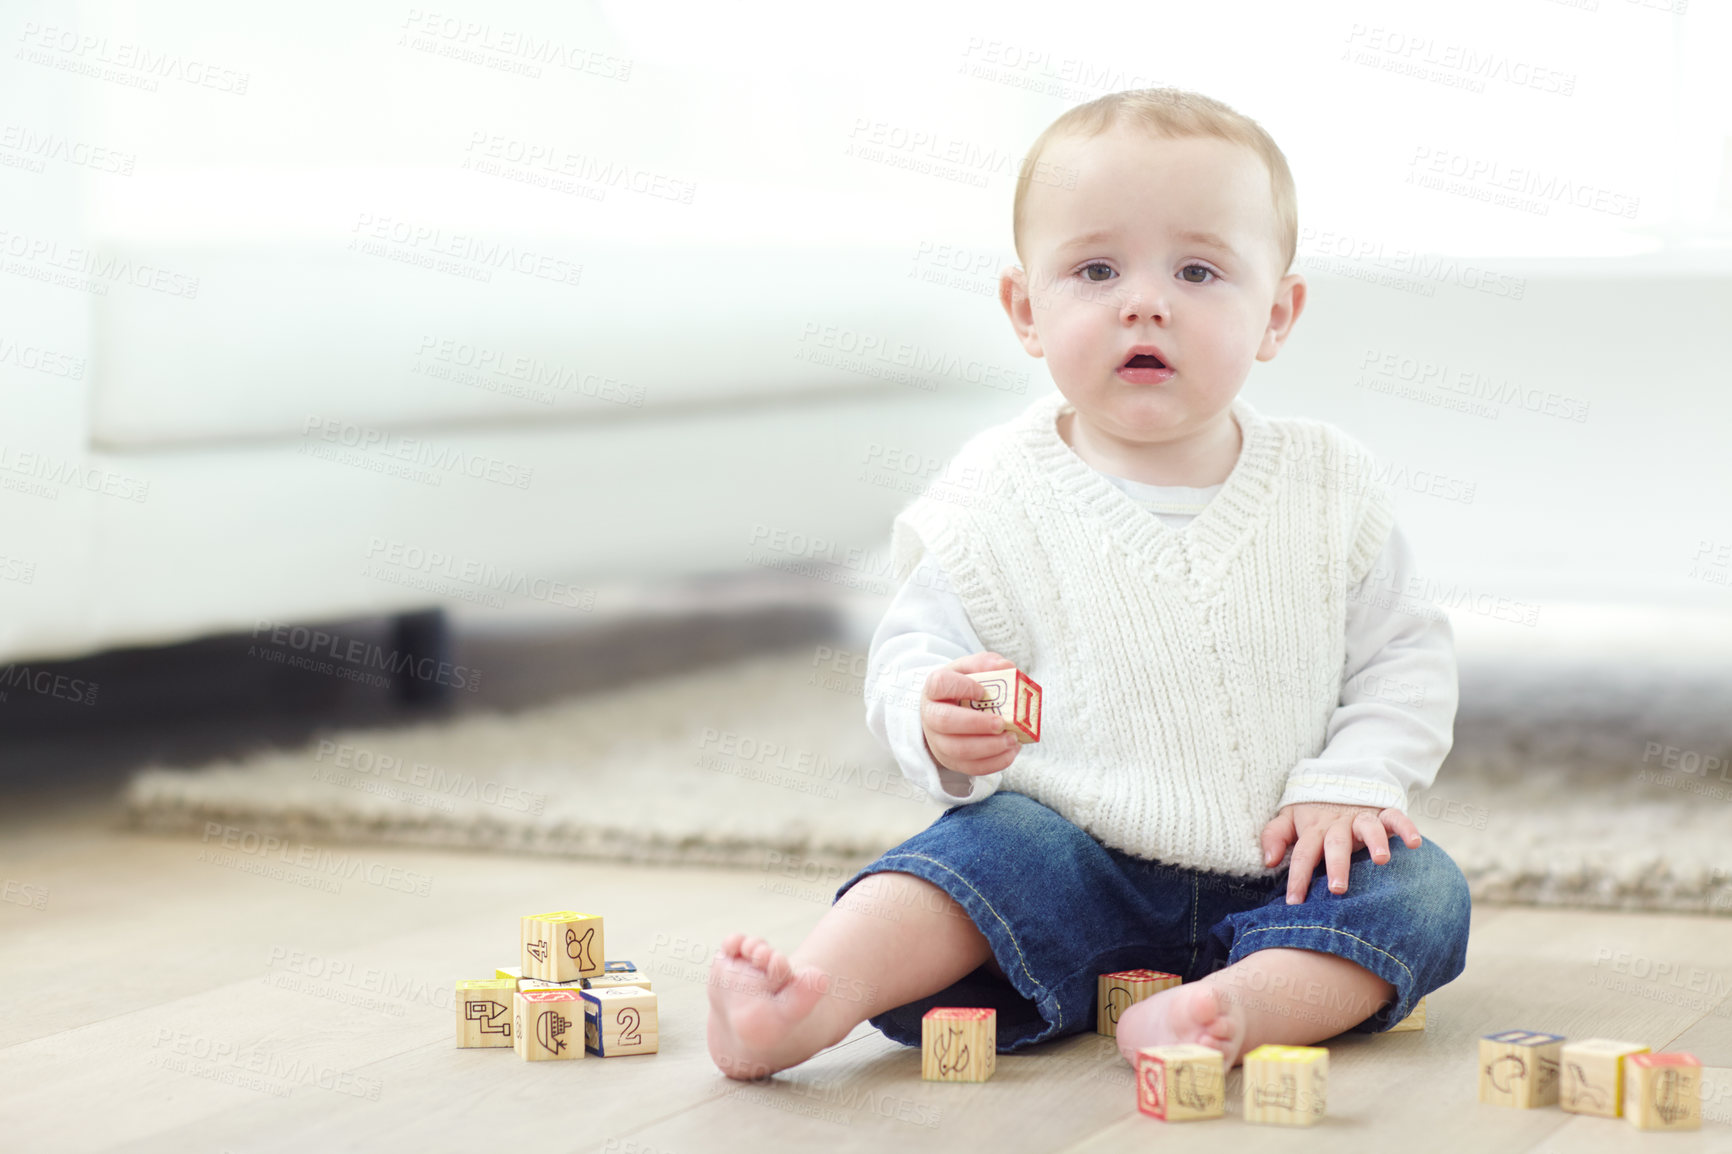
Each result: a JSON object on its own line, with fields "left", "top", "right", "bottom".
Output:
{"left": 1003, "top": 128, "right": 1301, "bottom": 452}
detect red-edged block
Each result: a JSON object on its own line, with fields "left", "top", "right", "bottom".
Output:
{"left": 964, "top": 667, "right": 1042, "bottom": 743}
{"left": 921, "top": 1007, "right": 996, "bottom": 1082}
{"left": 1136, "top": 1044, "right": 1225, "bottom": 1122}
{"left": 1625, "top": 1052, "right": 1701, "bottom": 1130}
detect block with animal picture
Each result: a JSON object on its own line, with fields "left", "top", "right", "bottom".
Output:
{"left": 1243, "top": 1044, "right": 1328, "bottom": 1126}
{"left": 520, "top": 909, "right": 604, "bottom": 983}
{"left": 1386, "top": 995, "right": 1426, "bottom": 1033}
{"left": 963, "top": 667, "right": 1042, "bottom": 743}
{"left": 1624, "top": 1052, "right": 1701, "bottom": 1131}
{"left": 513, "top": 989, "right": 585, "bottom": 1061}
{"left": 455, "top": 978, "right": 517, "bottom": 1048}
{"left": 921, "top": 1007, "right": 996, "bottom": 1083}
{"left": 581, "top": 986, "right": 658, "bottom": 1057}
{"left": 1478, "top": 1030, "right": 1564, "bottom": 1108}
{"left": 1096, "top": 968, "right": 1182, "bottom": 1036}
{"left": 1559, "top": 1038, "right": 1648, "bottom": 1118}
{"left": 1135, "top": 1043, "right": 1224, "bottom": 1122}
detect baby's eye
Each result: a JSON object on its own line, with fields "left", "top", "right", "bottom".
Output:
{"left": 1078, "top": 262, "right": 1115, "bottom": 283}
{"left": 1180, "top": 264, "right": 1216, "bottom": 284}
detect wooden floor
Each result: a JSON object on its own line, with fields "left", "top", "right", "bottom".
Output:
{"left": 3, "top": 798, "right": 1731, "bottom": 1153}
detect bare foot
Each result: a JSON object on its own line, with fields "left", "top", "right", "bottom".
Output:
{"left": 706, "top": 931, "right": 838, "bottom": 1080}
{"left": 1112, "top": 982, "right": 1247, "bottom": 1069}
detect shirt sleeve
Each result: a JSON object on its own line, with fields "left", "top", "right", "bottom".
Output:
{"left": 864, "top": 550, "right": 1003, "bottom": 808}
{"left": 1277, "top": 520, "right": 1460, "bottom": 814}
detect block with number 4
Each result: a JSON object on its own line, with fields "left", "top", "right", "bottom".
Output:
{"left": 964, "top": 668, "right": 1042, "bottom": 743}
{"left": 513, "top": 989, "right": 585, "bottom": 1061}
{"left": 521, "top": 910, "right": 604, "bottom": 983}
{"left": 581, "top": 986, "right": 658, "bottom": 1056}
{"left": 455, "top": 978, "right": 516, "bottom": 1048}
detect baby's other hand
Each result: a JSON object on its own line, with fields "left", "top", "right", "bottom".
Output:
{"left": 920, "top": 651, "right": 1021, "bottom": 778}
{"left": 1260, "top": 802, "right": 1422, "bottom": 905}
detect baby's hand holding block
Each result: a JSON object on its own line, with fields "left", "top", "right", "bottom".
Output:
{"left": 963, "top": 667, "right": 1042, "bottom": 743}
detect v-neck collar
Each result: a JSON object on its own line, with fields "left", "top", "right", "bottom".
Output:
{"left": 1011, "top": 390, "right": 1286, "bottom": 580}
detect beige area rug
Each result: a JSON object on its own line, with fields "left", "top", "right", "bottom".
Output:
{"left": 124, "top": 640, "right": 1732, "bottom": 915}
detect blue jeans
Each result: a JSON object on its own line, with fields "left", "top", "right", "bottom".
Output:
{"left": 832, "top": 790, "right": 1471, "bottom": 1052}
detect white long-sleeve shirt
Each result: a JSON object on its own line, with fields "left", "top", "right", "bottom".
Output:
{"left": 865, "top": 471, "right": 1458, "bottom": 819}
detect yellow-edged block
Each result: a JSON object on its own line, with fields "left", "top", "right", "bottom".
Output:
{"left": 921, "top": 1007, "right": 996, "bottom": 1082}
{"left": 455, "top": 978, "right": 516, "bottom": 1048}
{"left": 1560, "top": 1038, "right": 1649, "bottom": 1117}
{"left": 520, "top": 910, "right": 604, "bottom": 982}
{"left": 1478, "top": 1030, "right": 1563, "bottom": 1107}
{"left": 513, "top": 989, "right": 585, "bottom": 1061}
{"left": 1624, "top": 1053, "right": 1700, "bottom": 1131}
{"left": 1387, "top": 996, "right": 1426, "bottom": 1032}
{"left": 963, "top": 668, "right": 1042, "bottom": 743}
{"left": 1135, "top": 1044, "right": 1224, "bottom": 1122}
{"left": 1096, "top": 969, "right": 1182, "bottom": 1036}
{"left": 495, "top": 965, "right": 522, "bottom": 982}
{"left": 1243, "top": 1044, "right": 1327, "bottom": 1126}
{"left": 581, "top": 986, "right": 658, "bottom": 1056}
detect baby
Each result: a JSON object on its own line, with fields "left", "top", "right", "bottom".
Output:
{"left": 708, "top": 87, "right": 1471, "bottom": 1081}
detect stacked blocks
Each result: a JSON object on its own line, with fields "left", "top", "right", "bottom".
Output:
{"left": 1096, "top": 969, "right": 1182, "bottom": 1036}
{"left": 582, "top": 986, "right": 659, "bottom": 1056}
{"left": 921, "top": 1007, "right": 996, "bottom": 1082}
{"left": 1560, "top": 1038, "right": 1649, "bottom": 1117}
{"left": 455, "top": 979, "right": 517, "bottom": 1048}
{"left": 1135, "top": 1044, "right": 1224, "bottom": 1122}
{"left": 963, "top": 668, "right": 1042, "bottom": 743}
{"left": 458, "top": 910, "right": 657, "bottom": 1063}
{"left": 1624, "top": 1053, "right": 1701, "bottom": 1131}
{"left": 514, "top": 989, "right": 585, "bottom": 1061}
{"left": 521, "top": 910, "right": 604, "bottom": 982}
{"left": 1242, "top": 1044, "right": 1328, "bottom": 1126}
{"left": 1478, "top": 1030, "right": 1563, "bottom": 1108}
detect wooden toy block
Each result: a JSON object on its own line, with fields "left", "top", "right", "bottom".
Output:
{"left": 1243, "top": 1044, "right": 1328, "bottom": 1126}
{"left": 1135, "top": 1044, "right": 1224, "bottom": 1122}
{"left": 581, "top": 986, "right": 658, "bottom": 1056}
{"left": 520, "top": 910, "right": 604, "bottom": 982}
{"left": 520, "top": 977, "right": 586, "bottom": 991}
{"left": 963, "top": 667, "right": 1042, "bottom": 743}
{"left": 584, "top": 963, "right": 653, "bottom": 993}
{"left": 1387, "top": 996, "right": 1426, "bottom": 1032}
{"left": 1096, "top": 969, "right": 1182, "bottom": 1036}
{"left": 1560, "top": 1038, "right": 1649, "bottom": 1117}
{"left": 1478, "top": 1030, "right": 1564, "bottom": 1108}
{"left": 1624, "top": 1052, "right": 1700, "bottom": 1131}
{"left": 495, "top": 966, "right": 522, "bottom": 983}
{"left": 455, "top": 978, "right": 516, "bottom": 1048}
{"left": 513, "top": 989, "right": 585, "bottom": 1061}
{"left": 921, "top": 1007, "right": 996, "bottom": 1082}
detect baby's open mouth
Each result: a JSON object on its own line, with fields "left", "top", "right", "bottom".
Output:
{"left": 1124, "top": 354, "right": 1167, "bottom": 369}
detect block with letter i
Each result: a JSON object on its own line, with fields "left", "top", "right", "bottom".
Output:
{"left": 1096, "top": 969, "right": 1181, "bottom": 1036}
{"left": 921, "top": 1007, "right": 996, "bottom": 1082}
{"left": 1243, "top": 1044, "right": 1328, "bottom": 1126}
{"left": 964, "top": 667, "right": 1042, "bottom": 743}
{"left": 581, "top": 986, "right": 658, "bottom": 1056}
{"left": 455, "top": 979, "right": 516, "bottom": 1048}
{"left": 1560, "top": 1038, "right": 1648, "bottom": 1117}
{"left": 520, "top": 910, "right": 604, "bottom": 982}
{"left": 1478, "top": 1030, "right": 1563, "bottom": 1107}
{"left": 1136, "top": 1044, "right": 1224, "bottom": 1122}
{"left": 1624, "top": 1053, "right": 1701, "bottom": 1131}
{"left": 513, "top": 989, "right": 585, "bottom": 1061}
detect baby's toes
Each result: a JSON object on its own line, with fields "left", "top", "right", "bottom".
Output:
{"left": 764, "top": 950, "right": 793, "bottom": 986}
{"left": 718, "top": 931, "right": 746, "bottom": 958}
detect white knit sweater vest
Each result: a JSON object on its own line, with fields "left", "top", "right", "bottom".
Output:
{"left": 890, "top": 390, "right": 1396, "bottom": 878}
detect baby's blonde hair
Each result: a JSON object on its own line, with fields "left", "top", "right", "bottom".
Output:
{"left": 1012, "top": 88, "right": 1297, "bottom": 280}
